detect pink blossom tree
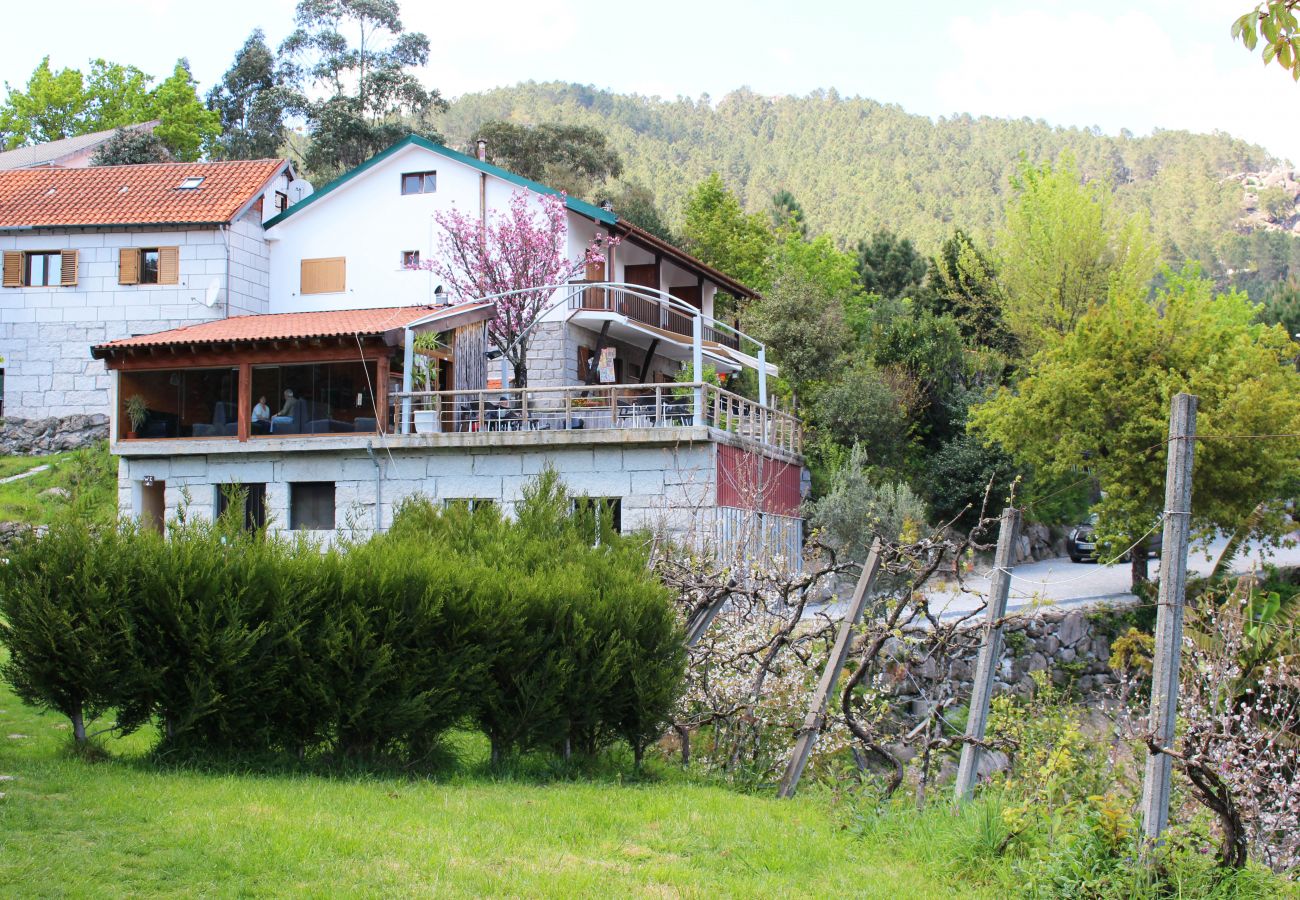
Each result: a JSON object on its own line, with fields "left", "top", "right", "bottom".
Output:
{"left": 410, "top": 189, "right": 617, "bottom": 387}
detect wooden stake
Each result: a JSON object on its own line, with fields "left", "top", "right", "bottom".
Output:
{"left": 777, "top": 538, "right": 883, "bottom": 799}
{"left": 1141, "top": 392, "right": 1197, "bottom": 842}
{"left": 955, "top": 506, "right": 1021, "bottom": 802}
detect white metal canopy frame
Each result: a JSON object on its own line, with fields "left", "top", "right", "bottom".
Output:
{"left": 398, "top": 281, "right": 775, "bottom": 434}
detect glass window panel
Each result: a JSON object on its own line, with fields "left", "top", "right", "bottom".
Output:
{"left": 401, "top": 173, "right": 421, "bottom": 195}
{"left": 252, "top": 360, "right": 379, "bottom": 436}
{"left": 140, "top": 250, "right": 160, "bottom": 284}
{"left": 422, "top": 173, "right": 436, "bottom": 192}
{"left": 118, "top": 366, "right": 238, "bottom": 439}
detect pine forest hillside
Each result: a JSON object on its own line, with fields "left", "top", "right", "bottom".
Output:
{"left": 438, "top": 82, "right": 1298, "bottom": 286}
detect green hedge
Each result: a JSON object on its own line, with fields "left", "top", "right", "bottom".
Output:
{"left": 0, "top": 472, "right": 684, "bottom": 766}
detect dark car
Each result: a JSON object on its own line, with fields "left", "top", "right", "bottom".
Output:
{"left": 1067, "top": 514, "right": 1162, "bottom": 563}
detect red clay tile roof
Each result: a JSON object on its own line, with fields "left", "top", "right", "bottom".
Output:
{"left": 91, "top": 304, "right": 495, "bottom": 357}
{"left": 0, "top": 159, "right": 286, "bottom": 227}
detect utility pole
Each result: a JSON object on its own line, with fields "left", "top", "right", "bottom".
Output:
{"left": 777, "top": 538, "right": 883, "bottom": 799}
{"left": 954, "top": 506, "right": 1021, "bottom": 802}
{"left": 1141, "top": 392, "right": 1197, "bottom": 842}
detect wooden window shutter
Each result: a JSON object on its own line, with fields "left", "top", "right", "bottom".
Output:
{"left": 60, "top": 250, "right": 78, "bottom": 286}
{"left": 119, "top": 248, "right": 139, "bottom": 285}
{"left": 2, "top": 251, "right": 20, "bottom": 288}
{"left": 158, "top": 246, "right": 179, "bottom": 285}
{"left": 300, "top": 257, "right": 345, "bottom": 294}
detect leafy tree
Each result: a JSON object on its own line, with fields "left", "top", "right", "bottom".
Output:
{"left": 91, "top": 128, "right": 172, "bottom": 166}
{"left": 922, "top": 229, "right": 1017, "bottom": 355}
{"left": 0, "top": 58, "right": 91, "bottom": 147}
{"left": 996, "top": 153, "right": 1157, "bottom": 352}
{"left": 770, "top": 231, "right": 860, "bottom": 302}
{"left": 1257, "top": 276, "right": 1300, "bottom": 337}
{"left": 83, "top": 60, "right": 155, "bottom": 131}
{"left": 280, "top": 0, "right": 446, "bottom": 179}
{"left": 1233, "top": 1, "right": 1300, "bottom": 80}
{"left": 921, "top": 431, "right": 1017, "bottom": 529}
{"left": 207, "top": 30, "right": 293, "bottom": 160}
{"left": 770, "top": 189, "right": 808, "bottom": 237}
{"left": 472, "top": 121, "right": 622, "bottom": 197}
{"left": 807, "top": 444, "right": 928, "bottom": 560}
{"left": 971, "top": 266, "right": 1300, "bottom": 588}
{"left": 809, "top": 358, "right": 916, "bottom": 470}
{"left": 597, "top": 181, "right": 675, "bottom": 242}
{"left": 856, "top": 229, "right": 927, "bottom": 300}
{"left": 743, "top": 268, "right": 851, "bottom": 391}
{"left": 681, "top": 172, "right": 773, "bottom": 298}
{"left": 149, "top": 60, "right": 221, "bottom": 162}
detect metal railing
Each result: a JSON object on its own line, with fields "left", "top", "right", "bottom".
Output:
{"left": 568, "top": 283, "right": 740, "bottom": 349}
{"left": 388, "top": 382, "right": 801, "bottom": 455}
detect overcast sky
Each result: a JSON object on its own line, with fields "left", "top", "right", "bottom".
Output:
{"left": 2, "top": 0, "right": 1295, "bottom": 164}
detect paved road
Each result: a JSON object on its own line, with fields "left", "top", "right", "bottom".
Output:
{"left": 926, "top": 535, "right": 1300, "bottom": 618}
{"left": 808, "top": 535, "right": 1300, "bottom": 621}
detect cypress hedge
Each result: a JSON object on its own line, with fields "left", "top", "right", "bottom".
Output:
{"left": 0, "top": 472, "right": 685, "bottom": 767}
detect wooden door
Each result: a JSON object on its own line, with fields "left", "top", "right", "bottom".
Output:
{"left": 583, "top": 260, "right": 607, "bottom": 309}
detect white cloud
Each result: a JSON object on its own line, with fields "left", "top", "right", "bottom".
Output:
{"left": 934, "top": 8, "right": 1300, "bottom": 163}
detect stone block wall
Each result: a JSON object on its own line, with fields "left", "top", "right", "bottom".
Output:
{"left": 526, "top": 322, "right": 684, "bottom": 389}
{"left": 0, "top": 218, "right": 270, "bottom": 419}
{"left": 0, "top": 414, "right": 108, "bottom": 454}
{"left": 117, "top": 440, "right": 719, "bottom": 543}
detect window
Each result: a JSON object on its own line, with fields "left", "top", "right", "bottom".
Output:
{"left": 178, "top": 176, "right": 205, "bottom": 190}
{"left": 215, "top": 483, "right": 267, "bottom": 531}
{"left": 139, "top": 249, "right": 160, "bottom": 284}
{"left": 275, "top": 191, "right": 288, "bottom": 212}
{"left": 401, "top": 250, "right": 420, "bottom": 268}
{"left": 24, "top": 252, "right": 61, "bottom": 287}
{"left": 400, "top": 171, "right": 436, "bottom": 195}
{"left": 444, "top": 498, "right": 496, "bottom": 513}
{"left": 290, "top": 482, "right": 335, "bottom": 530}
{"left": 118, "top": 247, "right": 178, "bottom": 285}
{"left": 3, "top": 250, "right": 77, "bottom": 288}
{"left": 300, "top": 257, "right": 345, "bottom": 294}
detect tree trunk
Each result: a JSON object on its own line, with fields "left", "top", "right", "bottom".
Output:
{"left": 1130, "top": 542, "right": 1149, "bottom": 591}
{"left": 674, "top": 724, "right": 691, "bottom": 766}
{"left": 70, "top": 709, "right": 86, "bottom": 744}
{"left": 633, "top": 742, "right": 645, "bottom": 771}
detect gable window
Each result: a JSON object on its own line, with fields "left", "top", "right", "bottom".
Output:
{"left": 401, "top": 171, "right": 436, "bottom": 195}
{"left": 118, "top": 247, "right": 178, "bottom": 285}
{"left": 401, "top": 250, "right": 420, "bottom": 267}
{"left": 275, "top": 191, "right": 288, "bottom": 212}
{"left": 290, "top": 481, "right": 335, "bottom": 530}
{"left": 300, "top": 257, "right": 345, "bottom": 294}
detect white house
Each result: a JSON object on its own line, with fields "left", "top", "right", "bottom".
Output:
{"left": 85, "top": 136, "right": 805, "bottom": 567}
{"left": 0, "top": 158, "right": 297, "bottom": 418}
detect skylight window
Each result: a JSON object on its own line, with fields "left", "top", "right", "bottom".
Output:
{"left": 178, "top": 177, "right": 205, "bottom": 190}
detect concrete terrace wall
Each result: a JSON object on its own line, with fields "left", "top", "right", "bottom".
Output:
{"left": 0, "top": 215, "right": 268, "bottom": 419}
{"left": 118, "top": 441, "right": 717, "bottom": 542}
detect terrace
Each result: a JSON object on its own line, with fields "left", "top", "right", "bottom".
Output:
{"left": 92, "top": 284, "right": 801, "bottom": 460}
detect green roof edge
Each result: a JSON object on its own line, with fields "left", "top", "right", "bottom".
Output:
{"left": 262, "top": 134, "right": 617, "bottom": 229}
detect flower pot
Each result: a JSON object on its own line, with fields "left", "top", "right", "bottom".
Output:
{"left": 413, "top": 410, "right": 440, "bottom": 434}
{"left": 126, "top": 431, "right": 137, "bottom": 440}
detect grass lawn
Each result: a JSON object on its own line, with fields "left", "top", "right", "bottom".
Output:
{"left": 0, "top": 445, "right": 116, "bottom": 526}
{"left": 0, "top": 679, "right": 987, "bottom": 898}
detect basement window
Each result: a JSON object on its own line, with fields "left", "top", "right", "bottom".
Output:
{"left": 401, "top": 171, "right": 436, "bottom": 195}
{"left": 290, "top": 481, "right": 335, "bottom": 530}
{"left": 575, "top": 497, "right": 622, "bottom": 543}
{"left": 215, "top": 483, "right": 268, "bottom": 531}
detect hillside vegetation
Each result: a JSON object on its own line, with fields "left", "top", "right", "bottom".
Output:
{"left": 439, "top": 83, "right": 1293, "bottom": 281}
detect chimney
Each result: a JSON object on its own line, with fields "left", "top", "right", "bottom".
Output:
{"left": 476, "top": 139, "right": 487, "bottom": 162}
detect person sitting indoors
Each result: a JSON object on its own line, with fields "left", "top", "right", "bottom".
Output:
{"left": 270, "top": 389, "right": 298, "bottom": 434}
{"left": 251, "top": 395, "right": 271, "bottom": 434}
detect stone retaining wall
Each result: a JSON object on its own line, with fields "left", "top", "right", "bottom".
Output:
{"left": 883, "top": 604, "right": 1130, "bottom": 713}
{"left": 0, "top": 414, "right": 108, "bottom": 455}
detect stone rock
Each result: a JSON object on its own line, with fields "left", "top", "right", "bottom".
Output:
{"left": 1059, "top": 647, "right": 1076, "bottom": 664}
{"left": 1076, "top": 675, "right": 1095, "bottom": 693}
{"left": 39, "top": 487, "right": 71, "bottom": 500}
{"left": 0, "top": 414, "right": 108, "bottom": 455}
{"left": 1027, "top": 652, "right": 1049, "bottom": 672}
{"left": 1012, "top": 675, "right": 1036, "bottom": 699}
{"left": 0, "top": 522, "right": 45, "bottom": 547}
{"left": 1058, "top": 610, "right": 1087, "bottom": 647}
{"left": 977, "top": 750, "right": 1010, "bottom": 780}
{"left": 1042, "top": 635, "right": 1060, "bottom": 656}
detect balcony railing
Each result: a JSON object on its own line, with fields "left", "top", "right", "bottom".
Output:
{"left": 568, "top": 284, "right": 741, "bottom": 350}
{"left": 389, "top": 382, "right": 802, "bottom": 455}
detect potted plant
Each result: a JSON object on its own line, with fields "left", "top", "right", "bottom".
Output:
{"left": 410, "top": 334, "right": 444, "bottom": 434}
{"left": 124, "top": 394, "right": 148, "bottom": 439}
